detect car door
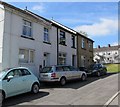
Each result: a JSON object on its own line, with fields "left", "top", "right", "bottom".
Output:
{"left": 69, "top": 66, "right": 78, "bottom": 79}
{"left": 20, "top": 69, "right": 33, "bottom": 92}
{"left": 98, "top": 64, "right": 103, "bottom": 74}
{"left": 62, "top": 66, "right": 72, "bottom": 80}
{"left": 69, "top": 66, "right": 80, "bottom": 79}
{"left": 2, "top": 69, "right": 25, "bottom": 97}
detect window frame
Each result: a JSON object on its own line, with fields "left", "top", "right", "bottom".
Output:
{"left": 58, "top": 53, "right": 66, "bottom": 65}
{"left": 59, "top": 30, "right": 66, "bottom": 45}
{"left": 19, "top": 49, "right": 35, "bottom": 64}
{"left": 22, "top": 19, "right": 32, "bottom": 38}
{"left": 44, "top": 27, "right": 49, "bottom": 42}
{"left": 82, "top": 38, "right": 85, "bottom": 49}
{"left": 71, "top": 35, "right": 75, "bottom": 48}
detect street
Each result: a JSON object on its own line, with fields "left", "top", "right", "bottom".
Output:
{"left": 3, "top": 73, "right": 119, "bottom": 106}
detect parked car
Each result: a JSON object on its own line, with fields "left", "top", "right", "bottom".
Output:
{"left": 40, "top": 65, "right": 87, "bottom": 86}
{"left": 0, "top": 67, "right": 40, "bottom": 101}
{"left": 87, "top": 63, "right": 107, "bottom": 76}
{"left": 79, "top": 67, "right": 88, "bottom": 73}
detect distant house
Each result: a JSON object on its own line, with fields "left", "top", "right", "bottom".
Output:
{"left": 94, "top": 44, "right": 120, "bottom": 64}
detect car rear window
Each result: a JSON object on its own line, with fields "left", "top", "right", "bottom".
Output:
{"left": 41, "top": 67, "right": 53, "bottom": 73}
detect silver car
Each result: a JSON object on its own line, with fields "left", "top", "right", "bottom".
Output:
{"left": 40, "top": 65, "right": 87, "bottom": 85}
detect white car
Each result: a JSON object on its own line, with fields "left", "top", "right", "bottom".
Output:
{"left": 40, "top": 65, "right": 87, "bottom": 85}
{"left": 0, "top": 67, "right": 40, "bottom": 101}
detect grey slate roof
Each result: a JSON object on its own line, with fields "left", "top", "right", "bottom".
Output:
{"left": 94, "top": 45, "right": 120, "bottom": 52}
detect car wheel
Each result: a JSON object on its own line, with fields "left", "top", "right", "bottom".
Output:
{"left": 31, "top": 83, "right": 39, "bottom": 94}
{"left": 81, "top": 74, "right": 86, "bottom": 81}
{"left": 0, "top": 91, "right": 5, "bottom": 103}
{"left": 97, "top": 72, "right": 101, "bottom": 77}
{"left": 60, "top": 77, "right": 66, "bottom": 86}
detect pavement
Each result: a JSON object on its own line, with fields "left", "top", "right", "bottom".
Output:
{"left": 3, "top": 73, "right": 119, "bottom": 106}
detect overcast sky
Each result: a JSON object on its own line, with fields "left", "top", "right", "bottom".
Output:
{"left": 9, "top": 2, "right": 118, "bottom": 48}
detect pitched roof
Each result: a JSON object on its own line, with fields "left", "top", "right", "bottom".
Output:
{"left": 0, "top": 1, "right": 94, "bottom": 42}
{"left": 0, "top": 1, "right": 51, "bottom": 26}
{"left": 94, "top": 45, "right": 120, "bottom": 52}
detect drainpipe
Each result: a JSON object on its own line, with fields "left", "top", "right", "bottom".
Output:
{"left": 57, "top": 27, "right": 59, "bottom": 65}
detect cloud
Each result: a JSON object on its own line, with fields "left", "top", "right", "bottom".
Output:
{"left": 74, "top": 18, "right": 118, "bottom": 37}
{"left": 32, "top": 3, "right": 45, "bottom": 13}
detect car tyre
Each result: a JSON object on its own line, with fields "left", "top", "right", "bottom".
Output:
{"left": 0, "top": 91, "right": 5, "bottom": 103}
{"left": 60, "top": 77, "right": 66, "bottom": 86}
{"left": 31, "top": 83, "right": 39, "bottom": 94}
{"left": 81, "top": 74, "right": 86, "bottom": 81}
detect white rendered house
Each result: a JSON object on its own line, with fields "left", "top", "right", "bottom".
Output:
{"left": 94, "top": 44, "right": 120, "bottom": 64}
{"left": 0, "top": 2, "right": 78, "bottom": 76}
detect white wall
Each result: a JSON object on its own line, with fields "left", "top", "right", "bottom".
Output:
{"left": 58, "top": 29, "right": 77, "bottom": 66}
{"left": 0, "top": 5, "right": 5, "bottom": 70}
{"left": 2, "top": 7, "right": 57, "bottom": 76}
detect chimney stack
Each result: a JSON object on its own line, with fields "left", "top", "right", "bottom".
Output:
{"left": 108, "top": 44, "right": 111, "bottom": 47}
{"left": 98, "top": 45, "right": 100, "bottom": 48}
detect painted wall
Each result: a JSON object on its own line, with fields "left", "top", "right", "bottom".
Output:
{"left": 2, "top": 7, "right": 57, "bottom": 76}
{"left": 0, "top": 5, "right": 5, "bottom": 70}
{"left": 58, "top": 29, "right": 77, "bottom": 66}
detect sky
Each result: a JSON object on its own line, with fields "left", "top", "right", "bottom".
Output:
{"left": 9, "top": 2, "right": 118, "bottom": 48}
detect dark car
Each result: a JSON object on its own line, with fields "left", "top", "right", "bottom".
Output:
{"left": 79, "top": 67, "right": 88, "bottom": 73}
{"left": 87, "top": 63, "right": 107, "bottom": 76}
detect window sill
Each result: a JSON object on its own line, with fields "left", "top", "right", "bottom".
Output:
{"left": 71, "top": 46, "right": 76, "bottom": 49}
{"left": 81, "top": 47, "right": 86, "bottom": 50}
{"left": 19, "top": 62, "right": 35, "bottom": 65}
{"left": 21, "top": 35, "right": 35, "bottom": 40}
{"left": 43, "top": 41, "right": 51, "bottom": 45}
{"left": 59, "top": 43, "right": 67, "bottom": 46}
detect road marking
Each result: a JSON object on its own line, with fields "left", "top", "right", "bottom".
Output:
{"left": 103, "top": 91, "right": 120, "bottom": 107}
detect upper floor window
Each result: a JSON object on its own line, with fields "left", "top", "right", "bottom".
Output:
{"left": 44, "top": 27, "right": 49, "bottom": 42}
{"left": 89, "top": 42, "right": 91, "bottom": 48}
{"left": 71, "top": 35, "right": 75, "bottom": 48}
{"left": 82, "top": 38, "right": 85, "bottom": 49}
{"left": 59, "top": 30, "right": 66, "bottom": 45}
{"left": 22, "top": 20, "right": 32, "bottom": 37}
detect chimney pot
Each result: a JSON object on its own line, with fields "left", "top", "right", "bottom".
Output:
{"left": 108, "top": 44, "right": 111, "bottom": 47}
{"left": 98, "top": 45, "right": 100, "bottom": 48}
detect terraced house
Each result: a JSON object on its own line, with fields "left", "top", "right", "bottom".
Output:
{"left": 0, "top": 2, "right": 94, "bottom": 76}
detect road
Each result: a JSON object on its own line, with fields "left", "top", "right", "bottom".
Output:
{"left": 3, "top": 73, "right": 119, "bottom": 106}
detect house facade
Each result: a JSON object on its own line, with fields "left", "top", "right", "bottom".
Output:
{"left": 77, "top": 33, "right": 94, "bottom": 67}
{"left": 94, "top": 44, "right": 120, "bottom": 64}
{"left": 0, "top": 2, "right": 57, "bottom": 76}
{"left": 0, "top": 2, "right": 94, "bottom": 76}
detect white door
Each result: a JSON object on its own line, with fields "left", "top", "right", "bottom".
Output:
{"left": 43, "top": 53, "right": 50, "bottom": 67}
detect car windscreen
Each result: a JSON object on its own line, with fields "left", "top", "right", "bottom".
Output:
{"left": 88, "top": 64, "right": 98, "bottom": 69}
{"left": 41, "top": 67, "right": 53, "bottom": 73}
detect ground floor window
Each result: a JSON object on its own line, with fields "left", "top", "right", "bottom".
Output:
{"left": 58, "top": 53, "right": 66, "bottom": 65}
{"left": 19, "top": 49, "right": 34, "bottom": 63}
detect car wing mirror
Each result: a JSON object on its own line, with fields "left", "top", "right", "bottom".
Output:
{"left": 7, "top": 75, "right": 13, "bottom": 82}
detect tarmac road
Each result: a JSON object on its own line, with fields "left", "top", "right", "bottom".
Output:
{"left": 3, "top": 73, "right": 119, "bottom": 106}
